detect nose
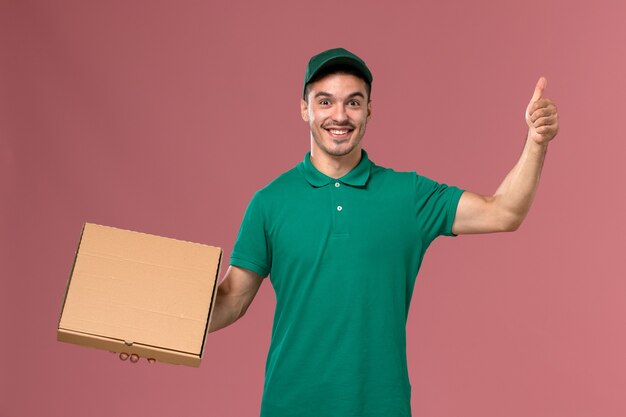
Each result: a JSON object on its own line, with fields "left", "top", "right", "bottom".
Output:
{"left": 332, "top": 104, "right": 348, "bottom": 123}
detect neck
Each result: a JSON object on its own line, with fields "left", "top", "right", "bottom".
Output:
{"left": 310, "top": 145, "right": 362, "bottom": 179}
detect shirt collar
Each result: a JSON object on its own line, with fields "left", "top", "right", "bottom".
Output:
{"left": 298, "top": 149, "right": 372, "bottom": 188}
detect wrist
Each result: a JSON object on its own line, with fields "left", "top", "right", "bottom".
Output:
{"left": 526, "top": 132, "right": 550, "bottom": 154}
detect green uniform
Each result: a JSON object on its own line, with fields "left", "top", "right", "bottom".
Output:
{"left": 231, "top": 150, "right": 464, "bottom": 417}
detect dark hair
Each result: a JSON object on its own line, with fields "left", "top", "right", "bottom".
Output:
{"left": 303, "top": 63, "right": 372, "bottom": 101}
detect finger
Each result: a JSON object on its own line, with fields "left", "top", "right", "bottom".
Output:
{"left": 535, "top": 125, "right": 559, "bottom": 136}
{"left": 532, "top": 115, "right": 558, "bottom": 128}
{"left": 528, "top": 100, "right": 556, "bottom": 118}
{"left": 129, "top": 354, "right": 140, "bottom": 363}
{"left": 119, "top": 352, "right": 129, "bottom": 361}
{"left": 529, "top": 108, "right": 550, "bottom": 123}
{"left": 530, "top": 76, "right": 547, "bottom": 102}
{"left": 529, "top": 107, "right": 557, "bottom": 123}
{"left": 529, "top": 98, "right": 554, "bottom": 110}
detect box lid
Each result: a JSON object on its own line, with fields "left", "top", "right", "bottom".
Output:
{"left": 58, "top": 223, "right": 221, "bottom": 364}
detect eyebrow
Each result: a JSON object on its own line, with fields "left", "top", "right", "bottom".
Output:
{"left": 314, "top": 91, "right": 366, "bottom": 100}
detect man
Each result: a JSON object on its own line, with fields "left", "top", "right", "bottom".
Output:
{"left": 208, "top": 48, "right": 559, "bottom": 417}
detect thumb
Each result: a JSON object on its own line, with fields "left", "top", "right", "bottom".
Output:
{"left": 530, "top": 76, "right": 547, "bottom": 102}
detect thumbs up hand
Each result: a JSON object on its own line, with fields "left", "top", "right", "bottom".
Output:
{"left": 526, "top": 77, "right": 559, "bottom": 145}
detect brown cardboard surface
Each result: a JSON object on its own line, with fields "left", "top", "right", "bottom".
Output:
{"left": 58, "top": 223, "right": 222, "bottom": 367}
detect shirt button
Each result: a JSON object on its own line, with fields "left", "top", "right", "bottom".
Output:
{"left": 335, "top": 182, "right": 341, "bottom": 187}
{"left": 337, "top": 205, "right": 343, "bottom": 211}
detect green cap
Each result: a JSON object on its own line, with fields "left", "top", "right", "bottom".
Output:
{"left": 303, "top": 48, "right": 373, "bottom": 97}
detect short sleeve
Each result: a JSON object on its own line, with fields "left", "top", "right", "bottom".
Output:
{"left": 414, "top": 174, "right": 464, "bottom": 244}
{"left": 230, "top": 193, "right": 271, "bottom": 278}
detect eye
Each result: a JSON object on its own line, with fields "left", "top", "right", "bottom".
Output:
{"left": 348, "top": 100, "right": 361, "bottom": 107}
{"left": 319, "top": 99, "right": 330, "bottom": 106}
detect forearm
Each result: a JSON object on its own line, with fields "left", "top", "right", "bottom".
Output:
{"left": 208, "top": 285, "right": 247, "bottom": 333}
{"left": 208, "top": 266, "right": 263, "bottom": 333}
{"left": 492, "top": 132, "right": 549, "bottom": 229}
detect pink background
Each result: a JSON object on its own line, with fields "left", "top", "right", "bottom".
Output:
{"left": 1, "top": 1, "right": 625, "bottom": 416}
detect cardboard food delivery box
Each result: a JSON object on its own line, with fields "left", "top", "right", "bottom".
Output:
{"left": 58, "top": 223, "right": 222, "bottom": 367}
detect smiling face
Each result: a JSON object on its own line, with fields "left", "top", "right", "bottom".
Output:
{"left": 301, "top": 72, "right": 371, "bottom": 160}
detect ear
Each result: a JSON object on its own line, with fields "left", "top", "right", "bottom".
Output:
{"left": 367, "top": 100, "right": 372, "bottom": 121}
{"left": 300, "top": 98, "right": 309, "bottom": 122}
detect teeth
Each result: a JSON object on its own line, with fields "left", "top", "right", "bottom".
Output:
{"left": 330, "top": 129, "right": 348, "bottom": 135}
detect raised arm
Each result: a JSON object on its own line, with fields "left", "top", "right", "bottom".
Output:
{"left": 208, "top": 265, "right": 264, "bottom": 332}
{"left": 452, "top": 77, "right": 559, "bottom": 235}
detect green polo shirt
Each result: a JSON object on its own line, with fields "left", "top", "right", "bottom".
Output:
{"left": 231, "top": 150, "right": 464, "bottom": 417}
